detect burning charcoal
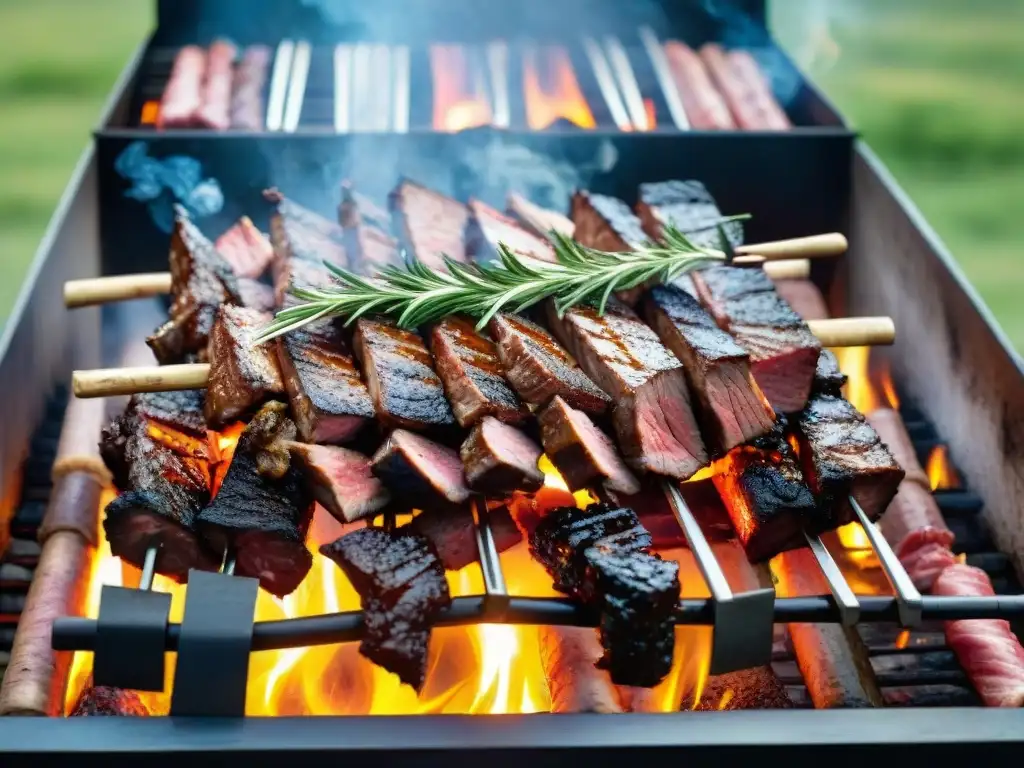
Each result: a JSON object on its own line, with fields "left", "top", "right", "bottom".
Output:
{"left": 466, "top": 198, "right": 557, "bottom": 264}
{"left": 506, "top": 192, "right": 575, "bottom": 240}
{"left": 636, "top": 179, "right": 744, "bottom": 250}
{"left": 320, "top": 527, "right": 452, "bottom": 690}
{"left": 460, "top": 416, "right": 543, "bottom": 496}
{"left": 372, "top": 429, "right": 470, "bottom": 508}
{"left": 680, "top": 667, "right": 794, "bottom": 710}
{"left": 69, "top": 685, "right": 151, "bottom": 717}
{"left": 571, "top": 190, "right": 647, "bottom": 253}
{"left": 488, "top": 313, "right": 610, "bottom": 416}
{"left": 812, "top": 349, "right": 848, "bottom": 396}
{"left": 214, "top": 216, "right": 275, "bottom": 279}
{"left": 405, "top": 504, "right": 523, "bottom": 572}
{"left": 288, "top": 442, "right": 391, "bottom": 523}
{"left": 339, "top": 182, "right": 400, "bottom": 273}
{"left": 205, "top": 305, "right": 286, "bottom": 428}
{"left": 390, "top": 178, "right": 470, "bottom": 270}
{"left": 196, "top": 403, "right": 314, "bottom": 597}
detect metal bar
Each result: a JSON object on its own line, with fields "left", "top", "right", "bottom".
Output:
{"left": 265, "top": 39, "right": 295, "bottom": 132}
{"left": 804, "top": 531, "right": 860, "bottom": 625}
{"left": 333, "top": 44, "right": 352, "bottom": 133}
{"left": 638, "top": 25, "right": 690, "bottom": 129}
{"left": 851, "top": 496, "right": 923, "bottom": 627}
{"left": 487, "top": 40, "right": 510, "bottom": 129}
{"left": 391, "top": 44, "right": 410, "bottom": 133}
{"left": 581, "top": 36, "right": 631, "bottom": 131}
{"left": 138, "top": 545, "right": 158, "bottom": 592}
{"left": 370, "top": 44, "right": 391, "bottom": 132}
{"left": 471, "top": 498, "right": 509, "bottom": 615}
{"left": 603, "top": 36, "right": 648, "bottom": 130}
{"left": 282, "top": 40, "right": 311, "bottom": 133}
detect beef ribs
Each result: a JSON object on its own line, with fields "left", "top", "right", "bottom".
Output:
{"left": 390, "top": 179, "right": 470, "bottom": 270}
{"left": 371, "top": 429, "right": 470, "bottom": 507}
{"left": 691, "top": 265, "right": 821, "bottom": 413}
{"left": 538, "top": 396, "right": 640, "bottom": 496}
{"left": 236, "top": 278, "right": 277, "bottom": 313}
{"left": 288, "top": 442, "right": 391, "bottom": 523}
{"left": 205, "top": 305, "right": 285, "bottom": 428}
{"left": 274, "top": 257, "right": 339, "bottom": 308}
{"left": 813, "top": 349, "right": 847, "bottom": 396}
{"left": 643, "top": 284, "right": 775, "bottom": 453}
{"left": 214, "top": 215, "right": 275, "bottom": 279}
{"left": 339, "top": 183, "right": 400, "bottom": 273}
{"left": 795, "top": 394, "right": 905, "bottom": 531}
{"left": 319, "top": 526, "right": 451, "bottom": 690}
{"left": 546, "top": 299, "right": 708, "bottom": 480}
{"left": 276, "top": 318, "right": 375, "bottom": 443}
{"left": 127, "top": 389, "right": 207, "bottom": 439}
{"left": 636, "top": 179, "right": 744, "bottom": 250}
{"left": 466, "top": 198, "right": 557, "bottom": 264}
{"left": 571, "top": 190, "right": 648, "bottom": 253}
{"left": 460, "top": 416, "right": 543, "bottom": 495}
{"left": 405, "top": 504, "right": 523, "bottom": 572}
{"left": 266, "top": 189, "right": 347, "bottom": 303}
{"left": 488, "top": 313, "right": 610, "bottom": 415}
{"left": 430, "top": 316, "right": 528, "bottom": 428}
{"left": 353, "top": 317, "right": 455, "bottom": 431}
{"left": 196, "top": 402, "right": 314, "bottom": 596}
{"left": 506, "top": 192, "right": 575, "bottom": 240}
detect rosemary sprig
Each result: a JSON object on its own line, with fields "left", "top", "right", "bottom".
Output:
{"left": 254, "top": 218, "right": 749, "bottom": 344}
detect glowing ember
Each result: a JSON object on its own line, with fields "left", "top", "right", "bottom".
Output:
{"left": 643, "top": 98, "right": 657, "bottom": 130}
{"left": 926, "top": 445, "right": 960, "bottom": 490}
{"left": 430, "top": 45, "right": 492, "bottom": 132}
{"left": 522, "top": 45, "right": 596, "bottom": 130}
{"left": 140, "top": 100, "right": 160, "bottom": 125}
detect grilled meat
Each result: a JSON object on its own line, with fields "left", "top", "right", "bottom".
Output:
{"left": 288, "top": 442, "right": 391, "bottom": 523}
{"left": 405, "top": 504, "right": 523, "bottom": 572}
{"left": 371, "top": 429, "right": 470, "bottom": 507}
{"left": 266, "top": 188, "right": 347, "bottom": 302}
{"left": 158, "top": 46, "right": 205, "bottom": 128}
{"left": 236, "top": 278, "right": 277, "bottom": 313}
{"left": 636, "top": 179, "right": 743, "bottom": 250}
{"left": 196, "top": 402, "right": 314, "bottom": 597}
{"left": 691, "top": 265, "right": 821, "bottom": 413}
{"left": 127, "top": 389, "right": 207, "bottom": 439}
{"left": 547, "top": 299, "right": 708, "bottom": 480}
{"left": 390, "top": 179, "right": 470, "bottom": 270}
{"left": 205, "top": 305, "right": 285, "bottom": 428}
{"left": 353, "top": 317, "right": 455, "bottom": 431}
{"left": 571, "top": 190, "right": 647, "bottom": 253}
{"left": 277, "top": 318, "right": 375, "bottom": 443}
{"left": 466, "top": 198, "right": 557, "bottom": 263}
{"left": 214, "top": 216, "right": 274, "bottom": 279}
{"left": 538, "top": 396, "right": 640, "bottom": 496}
{"left": 644, "top": 284, "right": 775, "bottom": 454}
{"left": 230, "top": 44, "right": 271, "bottom": 130}
{"left": 320, "top": 526, "right": 452, "bottom": 690}
{"left": 430, "top": 316, "right": 528, "bottom": 428}
{"left": 274, "top": 257, "right": 338, "bottom": 308}
{"left": 69, "top": 685, "right": 150, "bottom": 717}
{"left": 339, "top": 183, "right": 400, "bottom": 273}
{"left": 488, "top": 312, "right": 610, "bottom": 415}
{"left": 506, "top": 192, "right": 575, "bottom": 240}
{"left": 340, "top": 182, "right": 392, "bottom": 232}
{"left": 813, "top": 349, "right": 847, "bottom": 396}
{"left": 460, "top": 416, "right": 544, "bottom": 495}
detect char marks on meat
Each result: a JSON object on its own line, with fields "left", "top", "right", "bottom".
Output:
{"left": 571, "top": 190, "right": 648, "bottom": 253}
{"left": 506, "top": 192, "right": 575, "bottom": 240}
{"left": 266, "top": 188, "right": 347, "bottom": 302}
{"left": 644, "top": 284, "right": 775, "bottom": 453}
{"left": 390, "top": 179, "right": 469, "bottom": 270}
{"left": 277, "top": 319, "right": 374, "bottom": 443}
{"left": 405, "top": 504, "right": 523, "bottom": 572}
{"left": 812, "top": 349, "right": 847, "bottom": 396}
{"left": 354, "top": 317, "right": 455, "bottom": 431}
{"left": 692, "top": 265, "right": 821, "bottom": 413}
{"left": 320, "top": 527, "right": 451, "bottom": 690}
{"left": 466, "top": 198, "right": 557, "bottom": 263}
{"left": 636, "top": 179, "right": 743, "bottom": 250}
{"left": 196, "top": 402, "right": 313, "bottom": 597}
{"left": 372, "top": 429, "right": 470, "bottom": 507}
{"left": 339, "top": 182, "right": 400, "bottom": 273}
{"left": 547, "top": 299, "right": 708, "bottom": 480}
{"left": 127, "top": 389, "right": 208, "bottom": 439}
{"left": 460, "top": 416, "right": 544, "bottom": 495}
{"left": 205, "top": 305, "right": 285, "bottom": 428}
{"left": 288, "top": 442, "right": 390, "bottom": 523}
{"left": 214, "top": 216, "right": 275, "bottom": 279}
{"left": 488, "top": 313, "right": 610, "bottom": 415}
{"left": 430, "top": 316, "right": 528, "bottom": 428}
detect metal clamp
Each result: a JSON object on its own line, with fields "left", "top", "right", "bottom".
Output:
{"left": 472, "top": 498, "right": 510, "bottom": 617}
{"left": 804, "top": 531, "right": 861, "bottom": 626}
{"left": 851, "top": 496, "right": 923, "bottom": 627}
{"left": 93, "top": 583, "right": 171, "bottom": 692}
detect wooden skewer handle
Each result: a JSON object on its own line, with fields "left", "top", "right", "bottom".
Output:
{"left": 808, "top": 317, "right": 895, "bottom": 347}
{"left": 64, "top": 273, "right": 173, "bottom": 308}
{"left": 733, "top": 233, "right": 849, "bottom": 262}
{"left": 762, "top": 259, "right": 809, "bottom": 280}
{"left": 72, "top": 363, "right": 211, "bottom": 399}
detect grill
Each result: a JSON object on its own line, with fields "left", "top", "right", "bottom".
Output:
{"left": 2, "top": 0, "right": 1024, "bottom": 762}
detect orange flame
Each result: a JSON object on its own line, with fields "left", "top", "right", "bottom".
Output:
{"left": 430, "top": 45, "right": 492, "bottom": 132}
{"left": 832, "top": 346, "right": 899, "bottom": 413}
{"left": 523, "top": 46, "right": 596, "bottom": 130}
{"left": 643, "top": 98, "right": 657, "bottom": 130}
{"left": 140, "top": 100, "right": 160, "bottom": 125}
{"left": 926, "top": 445, "right": 960, "bottom": 490}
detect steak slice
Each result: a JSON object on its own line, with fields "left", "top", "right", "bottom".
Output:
{"left": 812, "top": 349, "right": 847, "bottom": 396}
{"left": 430, "top": 316, "right": 528, "bottom": 428}
{"left": 795, "top": 394, "right": 905, "bottom": 532}
{"left": 466, "top": 198, "right": 557, "bottom": 264}
{"left": 636, "top": 179, "right": 744, "bottom": 250}
{"left": 274, "top": 257, "right": 339, "bottom": 308}
{"left": 643, "top": 284, "right": 775, "bottom": 453}
{"left": 570, "top": 190, "right": 647, "bottom": 253}
{"left": 205, "top": 305, "right": 285, "bottom": 428}
{"left": 405, "top": 504, "right": 523, "bottom": 572}
{"left": 353, "top": 317, "right": 455, "bottom": 431}
{"left": 546, "top": 299, "right": 708, "bottom": 480}
{"left": 276, "top": 318, "right": 375, "bottom": 443}
{"left": 196, "top": 402, "right": 314, "bottom": 597}
{"left": 339, "top": 183, "right": 400, "bottom": 274}
{"left": 691, "top": 265, "right": 821, "bottom": 413}
{"left": 320, "top": 526, "right": 451, "bottom": 690}
{"left": 488, "top": 313, "right": 610, "bottom": 415}
{"left": 390, "top": 179, "right": 470, "bottom": 270}
{"left": 288, "top": 442, "right": 391, "bottom": 523}
{"left": 460, "top": 416, "right": 543, "bottom": 495}
{"left": 538, "top": 396, "right": 640, "bottom": 496}
{"left": 371, "top": 429, "right": 470, "bottom": 507}
{"left": 214, "top": 215, "right": 275, "bottom": 278}
{"left": 266, "top": 189, "right": 347, "bottom": 302}
{"left": 506, "top": 192, "right": 575, "bottom": 240}
{"left": 236, "top": 278, "right": 277, "bottom": 312}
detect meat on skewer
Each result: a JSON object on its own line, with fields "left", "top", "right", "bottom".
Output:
{"left": 288, "top": 442, "right": 391, "bottom": 524}
{"left": 266, "top": 188, "right": 348, "bottom": 305}
{"left": 214, "top": 216, "right": 274, "bottom": 279}
{"left": 506, "top": 192, "right": 575, "bottom": 240}
{"left": 636, "top": 179, "right": 744, "bottom": 251}
{"left": 460, "top": 416, "right": 544, "bottom": 495}
{"left": 339, "top": 182, "right": 401, "bottom": 273}
{"left": 404, "top": 504, "right": 523, "bottom": 572}
{"left": 699, "top": 44, "right": 791, "bottom": 131}
{"left": 158, "top": 46, "right": 207, "bottom": 128}
{"left": 196, "top": 39, "right": 237, "bottom": 131}
{"left": 371, "top": 429, "right": 469, "bottom": 508}
{"left": 466, "top": 198, "right": 557, "bottom": 264}
{"left": 390, "top": 179, "right": 470, "bottom": 270}
{"left": 662, "top": 42, "right": 737, "bottom": 131}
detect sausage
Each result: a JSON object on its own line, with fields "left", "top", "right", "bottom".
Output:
{"left": 662, "top": 41, "right": 736, "bottom": 130}
{"left": 725, "top": 50, "right": 791, "bottom": 130}
{"left": 158, "top": 46, "right": 207, "bottom": 128}
{"left": 539, "top": 625, "right": 624, "bottom": 713}
{"left": 196, "top": 39, "right": 237, "bottom": 131}
{"left": 699, "top": 44, "right": 790, "bottom": 130}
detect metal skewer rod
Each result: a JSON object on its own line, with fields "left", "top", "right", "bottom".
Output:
{"left": 803, "top": 532, "right": 860, "bottom": 625}
{"left": 850, "top": 496, "right": 923, "bottom": 627}
{"left": 139, "top": 545, "right": 159, "bottom": 592}
{"left": 471, "top": 497, "right": 510, "bottom": 615}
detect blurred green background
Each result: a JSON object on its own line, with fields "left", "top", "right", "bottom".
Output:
{"left": 0, "top": 0, "right": 1021, "bottom": 350}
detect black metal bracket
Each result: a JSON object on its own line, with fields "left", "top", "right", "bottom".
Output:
{"left": 93, "top": 584, "right": 172, "bottom": 691}
{"left": 169, "top": 569, "right": 259, "bottom": 717}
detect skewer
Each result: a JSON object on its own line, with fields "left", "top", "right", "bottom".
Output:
{"left": 139, "top": 546, "right": 158, "bottom": 592}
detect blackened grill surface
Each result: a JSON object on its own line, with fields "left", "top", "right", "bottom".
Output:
{"left": 390, "top": 179, "right": 470, "bottom": 270}
{"left": 636, "top": 179, "right": 744, "bottom": 250}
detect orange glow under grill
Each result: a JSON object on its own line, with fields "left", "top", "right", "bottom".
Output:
{"left": 523, "top": 46, "right": 596, "bottom": 130}
{"left": 926, "top": 445, "right": 960, "bottom": 490}
{"left": 430, "top": 45, "right": 492, "bottom": 132}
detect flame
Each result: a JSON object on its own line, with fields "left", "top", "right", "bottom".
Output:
{"left": 832, "top": 346, "right": 899, "bottom": 413}
{"left": 430, "top": 45, "right": 492, "bottom": 132}
{"left": 894, "top": 630, "right": 911, "bottom": 650}
{"left": 717, "top": 689, "right": 734, "bottom": 710}
{"left": 926, "top": 445, "right": 960, "bottom": 490}
{"left": 523, "top": 46, "right": 596, "bottom": 130}
{"left": 643, "top": 98, "right": 657, "bottom": 130}
{"left": 140, "top": 100, "right": 160, "bottom": 125}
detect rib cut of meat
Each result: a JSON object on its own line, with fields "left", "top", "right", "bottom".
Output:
{"left": 692, "top": 265, "right": 821, "bottom": 413}
{"left": 195, "top": 39, "right": 236, "bottom": 130}
{"left": 236, "top": 278, "right": 276, "bottom": 312}
{"left": 405, "top": 504, "right": 523, "bottom": 572}
{"left": 488, "top": 313, "right": 610, "bottom": 415}
{"left": 127, "top": 389, "right": 208, "bottom": 440}
{"left": 353, "top": 317, "right": 455, "bottom": 431}
{"left": 205, "top": 305, "right": 285, "bottom": 428}
{"left": 390, "top": 179, "right": 470, "bottom": 270}
{"left": 661, "top": 43, "right": 737, "bottom": 131}
{"left": 214, "top": 216, "right": 274, "bottom": 278}
{"left": 277, "top": 318, "right": 374, "bottom": 443}
{"left": 430, "top": 316, "right": 528, "bottom": 428}
{"left": 460, "top": 416, "right": 543, "bottom": 495}
{"left": 320, "top": 526, "right": 451, "bottom": 690}
{"left": 288, "top": 442, "right": 391, "bottom": 523}
{"left": 339, "top": 182, "right": 400, "bottom": 274}
{"left": 266, "top": 189, "right": 347, "bottom": 302}
{"left": 643, "top": 284, "right": 775, "bottom": 453}
{"left": 546, "top": 299, "right": 708, "bottom": 480}
{"left": 636, "top": 179, "right": 744, "bottom": 250}
{"left": 571, "top": 190, "right": 648, "bottom": 253}
{"left": 158, "top": 46, "right": 206, "bottom": 128}
{"left": 372, "top": 429, "right": 470, "bottom": 507}
{"left": 230, "top": 45, "right": 270, "bottom": 130}
{"left": 506, "top": 193, "right": 575, "bottom": 240}
{"left": 466, "top": 198, "right": 557, "bottom": 263}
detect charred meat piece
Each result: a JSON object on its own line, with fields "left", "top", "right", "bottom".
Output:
{"left": 466, "top": 198, "right": 557, "bottom": 263}
{"left": 795, "top": 394, "right": 905, "bottom": 531}
{"left": 488, "top": 313, "right": 610, "bottom": 415}
{"left": 813, "top": 349, "right": 847, "bottom": 396}
{"left": 547, "top": 300, "right": 708, "bottom": 480}
{"left": 266, "top": 188, "right": 347, "bottom": 299}
{"left": 712, "top": 419, "right": 818, "bottom": 562}
{"left": 430, "top": 316, "right": 528, "bottom": 428}
{"left": 274, "top": 257, "right": 338, "bottom": 308}
{"left": 320, "top": 526, "right": 451, "bottom": 690}
{"left": 571, "top": 190, "right": 648, "bottom": 253}
{"left": 353, "top": 317, "right": 455, "bottom": 431}
{"left": 691, "top": 266, "right": 821, "bottom": 413}
{"left": 69, "top": 685, "right": 150, "bottom": 717}
{"left": 277, "top": 319, "right": 375, "bottom": 443}
{"left": 128, "top": 389, "right": 207, "bottom": 439}
{"left": 339, "top": 183, "right": 400, "bottom": 274}
{"left": 506, "top": 192, "right": 575, "bottom": 240}
{"left": 390, "top": 179, "right": 470, "bottom": 270}
{"left": 460, "top": 416, "right": 543, "bottom": 495}
{"left": 214, "top": 216, "right": 275, "bottom": 279}
{"left": 636, "top": 179, "right": 743, "bottom": 250}
{"left": 288, "top": 442, "right": 391, "bottom": 523}
{"left": 196, "top": 403, "right": 314, "bottom": 597}
{"left": 371, "top": 429, "right": 470, "bottom": 507}
{"left": 236, "top": 278, "right": 277, "bottom": 313}
{"left": 405, "top": 504, "right": 523, "bottom": 572}
{"left": 205, "top": 305, "right": 285, "bottom": 428}
{"left": 644, "top": 284, "right": 775, "bottom": 454}
{"left": 538, "top": 396, "right": 640, "bottom": 496}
